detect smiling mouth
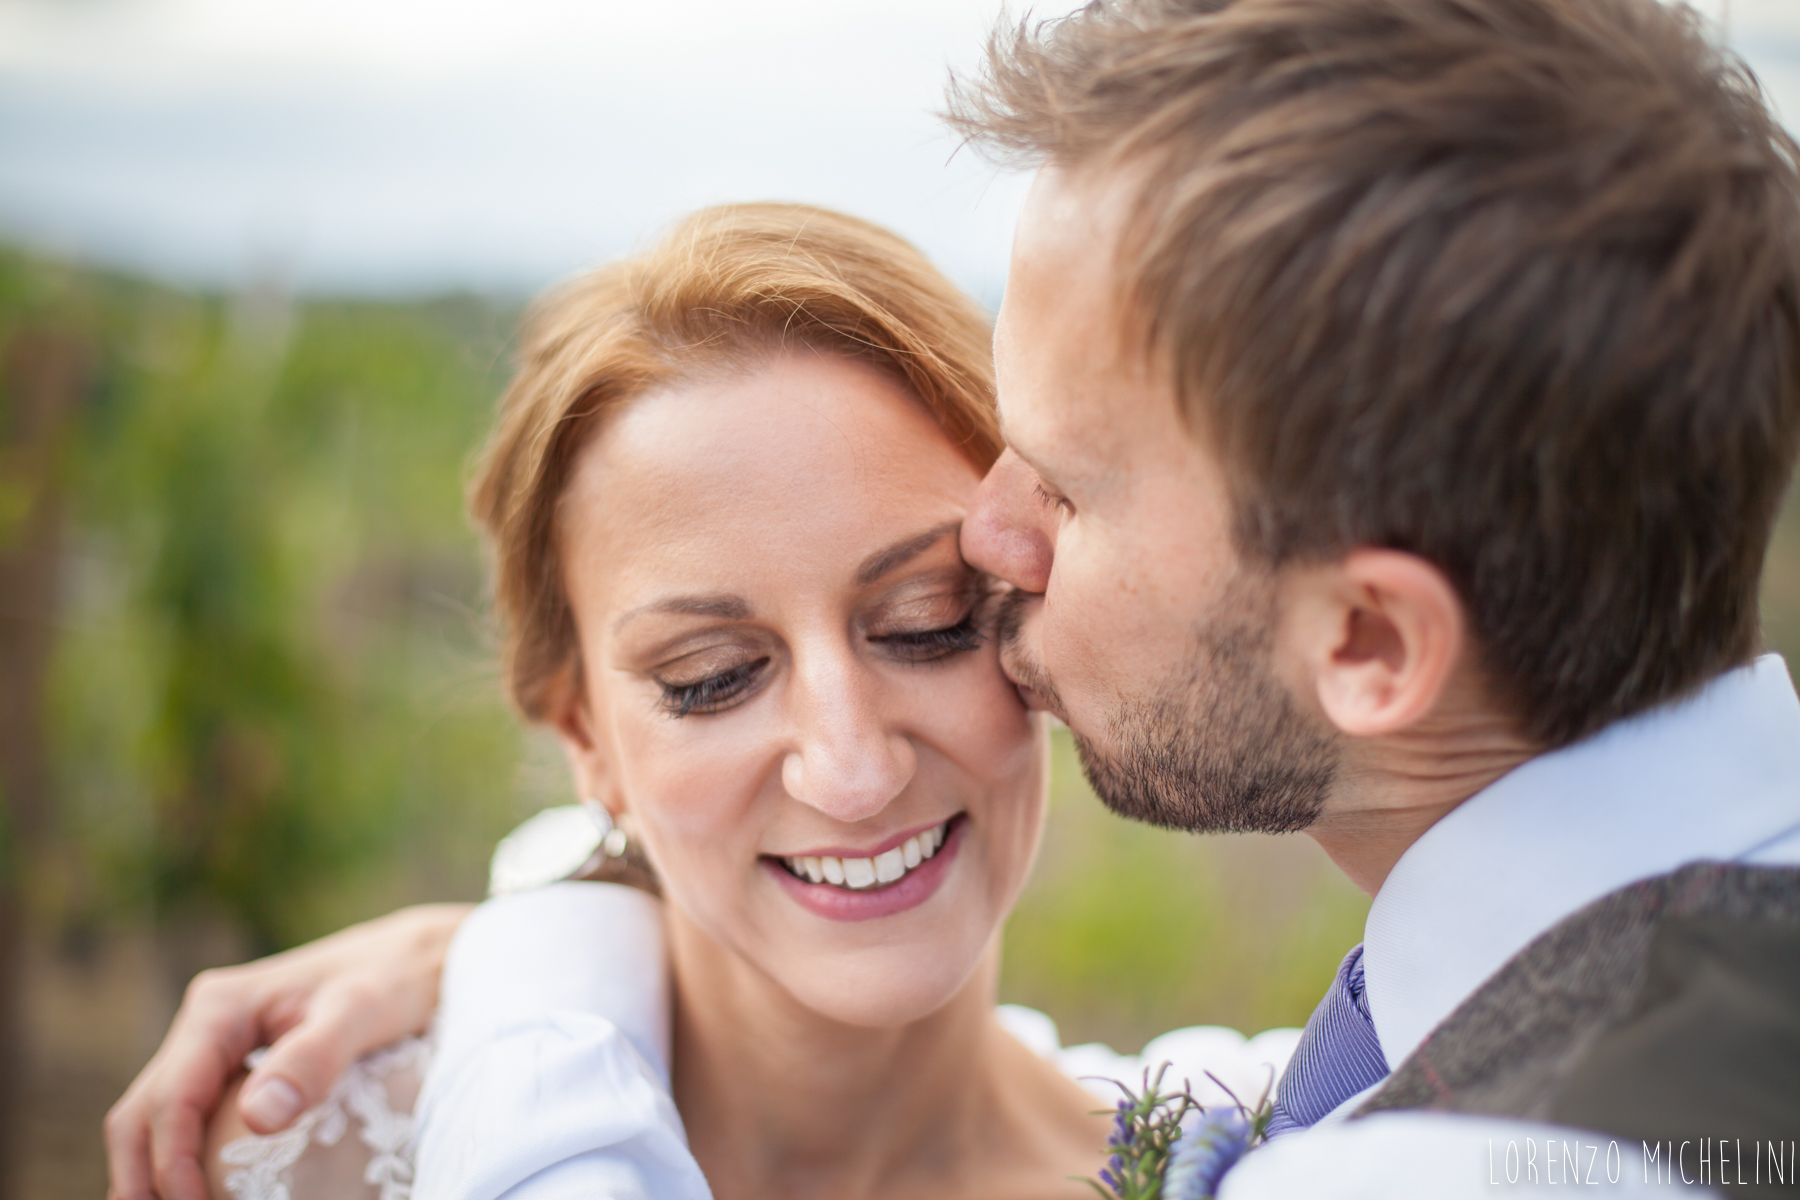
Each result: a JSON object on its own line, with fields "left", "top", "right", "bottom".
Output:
{"left": 776, "top": 817, "right": 956, "bottom": 891}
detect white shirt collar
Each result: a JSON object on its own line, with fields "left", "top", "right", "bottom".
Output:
{"left": 1361, "top": 653, "right": 1800, "bottom": 1069}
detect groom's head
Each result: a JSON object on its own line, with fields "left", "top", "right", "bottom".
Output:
{"left": 956, "top": 0, "right": 1800, "bottom": 836}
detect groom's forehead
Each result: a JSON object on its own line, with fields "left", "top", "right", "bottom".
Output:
{"left": 1009, "top": 165, "right": 1140, "bottom": 327}
{"left": 999, "top": 166, "right": 1185, "bottom": 458}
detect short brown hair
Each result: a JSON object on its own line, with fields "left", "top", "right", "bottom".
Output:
{"left": 469, "top": 203, "right": 1000, "bottom": 720}
{"left": 949, "top": 0, "right": 1800, "bottom": 745}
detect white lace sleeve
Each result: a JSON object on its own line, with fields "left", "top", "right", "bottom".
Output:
{"left": 218, "top": 1037, "right": 431, "bottom": 1200}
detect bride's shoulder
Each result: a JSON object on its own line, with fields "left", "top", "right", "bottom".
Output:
{"left": 205, "top": 1038, "right": 430, "bottom": 1200}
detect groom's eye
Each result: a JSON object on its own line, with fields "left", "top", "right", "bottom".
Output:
{"left": 1032, "top": 481, "right": 1076, "bottom": 518}
{"left": 657, "top": 658, "right": 770, "bottom": 717}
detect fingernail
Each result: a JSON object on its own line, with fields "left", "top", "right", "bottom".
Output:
{"left": 240, "top": 1076, "right": 304, "bottom": 1129}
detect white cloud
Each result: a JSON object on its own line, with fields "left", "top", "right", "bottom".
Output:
{"left": 0, "top": 0, "right": 1059, "bottom": 297}
{"left": 0, "top": 0, "right": 1793, "bottom": 299}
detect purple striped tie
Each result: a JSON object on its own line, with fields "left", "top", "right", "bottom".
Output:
{"left": 1264, "top": 943, "right": 1389, "bottom": 1137}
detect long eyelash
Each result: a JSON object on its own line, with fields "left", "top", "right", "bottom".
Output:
{"left": 1033, "top": 482, "right": 1068, "bottom": 512}
{"left": 660, "top": 660, "right": 765, "bottom": 718}
{"left": 660, "top": 607, "right": 988, "bottom": 716}
{"left": 875, "top": 613, "right": 987, "bottom": 662}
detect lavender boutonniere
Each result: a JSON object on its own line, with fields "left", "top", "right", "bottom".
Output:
{"left": 1082, "top": 1065, "right": 1273, "bottom": 1200}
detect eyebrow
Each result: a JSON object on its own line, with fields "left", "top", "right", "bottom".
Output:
{"left": 856, "top": 520, "right": 962, "bottom": 587}
{"left": 1001, "top": 416, "right": 1102, "bottom": 493}
{"left": 609, "top": 522, "right": 962, "bottom": 637}
{"left": 997, "top": 416, "right": 1056, "bottom": 482}
{"left": 611, "top": 593, "right": 750, "bottom": 635}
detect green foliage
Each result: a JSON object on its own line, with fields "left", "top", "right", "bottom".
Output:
{"left": 1765, "top": 481, "right": 1800, "bottom": 672}
{"left": 1, "top": 249, "right": 542, "bottom": 951}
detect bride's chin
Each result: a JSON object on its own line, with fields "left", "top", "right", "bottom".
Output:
{"left": 775, "top": 950, "right": 992, "bottom": 1028}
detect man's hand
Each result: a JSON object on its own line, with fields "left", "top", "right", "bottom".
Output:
{"left": 104, "top": 903, "right": 472, "bottom": 1200}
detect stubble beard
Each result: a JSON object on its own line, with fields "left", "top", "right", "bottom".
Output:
{"left": 996, "top": 574, "right": 1338, "bottom": 835}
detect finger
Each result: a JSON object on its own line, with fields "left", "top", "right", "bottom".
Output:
{"left": 200, "top": 1075, "right": 254, "bottom": 1199}
{"left": 104, "top": 1085, "right": 156, "bottom": 1200}
{"left": 236, "top": 1071, "right": 309, "bottom": 1135}
{"left": 143, "top": 977, "right": 266, "bottom": 1199}
{"left": 147, "top": 1098, "right": 212, "bottom": 1200}
{"left": 107, "top": 990, "right": 246, "bottom": 1200}
{"left": 109, "top": 1020, "right": 241, "bottom": 1200}
{"left": 236, "top": 980, "right": 382, "bottom": 1133}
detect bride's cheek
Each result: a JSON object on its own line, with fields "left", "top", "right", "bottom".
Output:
{"left": 947, "top": 669, "right": 1041, "bottom": 780}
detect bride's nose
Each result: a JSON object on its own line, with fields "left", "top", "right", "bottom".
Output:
{"left": 780, "top": 650, "right": 916, "bottom": 822}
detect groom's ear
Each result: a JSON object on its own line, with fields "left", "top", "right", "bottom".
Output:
{"left": 543, "top": 660, "right": 623, "bottom": 813}
{"left": 1280, "top": 549, "right": 1468, "bottom": 738}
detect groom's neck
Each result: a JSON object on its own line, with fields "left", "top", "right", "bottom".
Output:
{"left": 1306, "top": 675, "right": 1537, "bottom": 896}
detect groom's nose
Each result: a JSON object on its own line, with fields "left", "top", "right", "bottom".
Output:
{"left": 780, "top": 648, "right": 917, "bottom": 823}
{"left": 962, "top": 450, "right": 1054, "bottom": 595}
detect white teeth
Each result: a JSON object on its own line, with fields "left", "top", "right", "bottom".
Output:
{"left": 787, "top": 820, "right": 950, "bottom": 891}
{"left": 873, "top": 847, "right": 906, "bottom": 884}
{"left": 842, "top": 857, "right": 877, "bottom": 888}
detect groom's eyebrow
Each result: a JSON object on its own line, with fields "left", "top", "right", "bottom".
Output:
{"left": 997, "top": 420, "right": 1062, "bottom": 488}
{"left": 856, "top": 521, "right": 962, "bottom": 587}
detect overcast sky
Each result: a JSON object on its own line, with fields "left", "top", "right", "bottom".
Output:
{"left": 0, "top": 0, "right": 1794, "bottom": 302}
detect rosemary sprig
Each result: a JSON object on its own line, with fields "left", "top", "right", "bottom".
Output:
{"left": 1081, "top": 1065, "right": 1276, "bottom": 1200}
{"left": 1080, "top": 1064, "right": 1202, "bottom": 1200}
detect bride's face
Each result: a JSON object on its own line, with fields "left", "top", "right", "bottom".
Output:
{"left": 553, "top": 350, "right": 1047, "bottom": 1026}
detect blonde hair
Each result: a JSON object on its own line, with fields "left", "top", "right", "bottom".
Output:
{"left": 469, "top": 203, "right": 1001, "bottom": 720}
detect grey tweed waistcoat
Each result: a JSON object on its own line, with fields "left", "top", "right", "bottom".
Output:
{"left": 1353, "top": 861, "right": 1800, "bottom": 1190}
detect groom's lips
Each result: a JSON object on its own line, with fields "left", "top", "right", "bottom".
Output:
{"left": 999, "top": 648, "right": 1060, "bottom": 717}
{"left": 764, "top": 816, "right": 965, "bottom": 922}
{"left": 998, "top": 650, "right": 1036, "bottom": 705}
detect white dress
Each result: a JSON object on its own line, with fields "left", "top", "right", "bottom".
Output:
{"left": 217, "top": 1011, "right": 1299, "bottom": 1200}
{"left": 220, "top": 825, "right": 1303, "bottom": 1200}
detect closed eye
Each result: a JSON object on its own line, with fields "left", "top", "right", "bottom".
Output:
{"left": 870, "top": 612, "right": 986, "bottom": 664}
{"left": 658, "top": 658, "right": 770, "bottom": 717}
{"left": 1033, "top": 481, "right": 1072, "bottom": 514}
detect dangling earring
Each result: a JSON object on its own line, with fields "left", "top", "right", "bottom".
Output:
{"left": 582, "top": 796, "right": 630, "bottom": 859}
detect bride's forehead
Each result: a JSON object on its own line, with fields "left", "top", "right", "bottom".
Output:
{"left": 559, "top": 357, "right": 978, "bottom": 579}
{"left": 616, "top": 354, "right": 943, "bottom": 456}
{"left": 580, "top": 360, "right": 972, "bottom": 515}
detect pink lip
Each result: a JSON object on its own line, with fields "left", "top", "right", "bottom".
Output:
{"left": 778, "top": 816, "right": 955, "bottom": 861}
{"left": 764, "top": 817, "right": 965, "bottom": 922}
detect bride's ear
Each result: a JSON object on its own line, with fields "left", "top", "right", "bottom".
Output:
{"left": 543, "top": 659, "right": 625, "bottom": 817}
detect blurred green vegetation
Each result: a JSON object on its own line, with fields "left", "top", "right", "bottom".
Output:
{"left": 2, "top": 243, "right": 1799, "bottom": 1072}
{"left": 3, "top": 250, "right": 536, "bottom": 964}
